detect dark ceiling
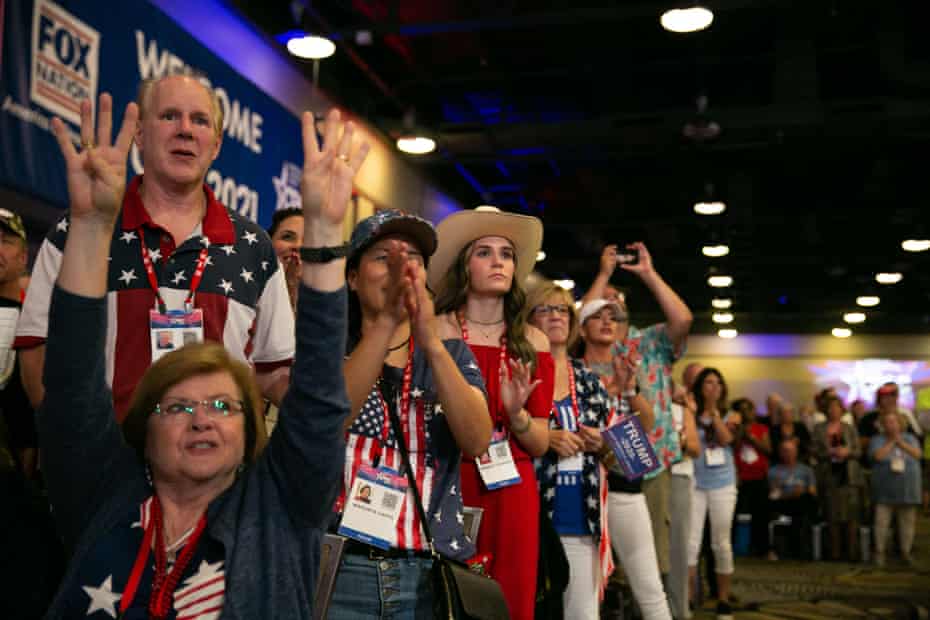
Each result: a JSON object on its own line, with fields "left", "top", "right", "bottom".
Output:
{"left": 231, "top": 0, "right": 930, "bottom": 336}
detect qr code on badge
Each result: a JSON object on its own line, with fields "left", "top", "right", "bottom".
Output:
{"left": 494, "top": 444, "right": 509, "bottom": 459}
{"left": 381, "top": 493, "right": 399, "bottom": 511}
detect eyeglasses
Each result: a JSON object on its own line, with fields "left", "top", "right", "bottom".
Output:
{"left": 533, "top": 304, "right": 571, "bottom": 316}
{"left": 153, "top": 397, "right": 245, "bottom": 418}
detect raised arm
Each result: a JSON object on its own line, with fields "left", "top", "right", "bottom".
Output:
{"left": 265, "top": 110, "right": 370, "bottom": 526}
{"left": 620, "top": 242, "right": 693, "bottom": 349}
{"left": 40, "top": 94, "right": 142, "bottom": 548}
{"left": 581, "top": 244, "right": 619, "bottom": 305}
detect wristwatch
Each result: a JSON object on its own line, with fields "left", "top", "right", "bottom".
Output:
{"left": 299, "top": 244, "right": 349, "bottom": 263}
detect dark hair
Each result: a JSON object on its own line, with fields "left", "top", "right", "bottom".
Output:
{"left": 434, "top": 241, "right": 536, "bottom": 365}
{"left": 122, "top": 342, "right": 266, "bottom": 467}
{"left": 823, "top": 394, "right": 844, "bottom": 418}
{"left": 692, "top": 367, "right": 728, "bottom": 415}
{"left": 267, "top": 208, "right": 304, "bottom": 238}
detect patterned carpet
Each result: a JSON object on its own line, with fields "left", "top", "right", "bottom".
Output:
{"left": 691, "top": 513, "right": 930, "bottom": 620}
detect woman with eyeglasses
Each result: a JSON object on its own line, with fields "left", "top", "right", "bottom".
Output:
{"left": 525, "top": 283, "right": 613, "bottom": 619}
{"left": 39, "top": 99, "right": 367, "bottom": 618}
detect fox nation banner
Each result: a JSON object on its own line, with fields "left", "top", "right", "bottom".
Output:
{"left": 0, "top": 0, "right": 304, "bottom": 227}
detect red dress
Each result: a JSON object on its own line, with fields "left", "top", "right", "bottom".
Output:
{"left": 461, "top": 345, "right": 555, "bottom": 620}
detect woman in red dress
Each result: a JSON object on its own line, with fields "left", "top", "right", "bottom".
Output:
{"left": 429, "top": 206, "right": 555, "bottom": 620}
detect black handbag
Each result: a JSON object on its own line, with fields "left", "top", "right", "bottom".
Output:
{"left": 385, "top": 397, "right": 510, "bottom": 620}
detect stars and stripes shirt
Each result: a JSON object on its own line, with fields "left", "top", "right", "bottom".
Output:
{"left": 14, "top": 176, "right": 294, "bottom": 420}
{"left": 64, "top": 496, "right": 226, "bottom": 619}
{"left": 337, "top": 339, "right": 486, "bottom": 560}
{"left": 535, "top": 358, "right": 615, "bottom": 597}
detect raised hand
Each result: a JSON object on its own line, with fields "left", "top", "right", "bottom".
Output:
{"left": 404, "top": 262, "right": 441, "bottom": 351}
{"left": 300, "top": 109, "right": 370, "bottom": 230}
{"left": 500, "top": 358, "right": 542, "bottom": 419}
{"left": 50, "top": 94, "right": 138, "bottom": 226}
{"left": 549, "top": 429, "right": 584, "bottom": 458}
{"left": 619, "top": 242, "right": 655, "bottom": 277}
{"left": 599, "top": 244, "right": 619, "bottom": 277}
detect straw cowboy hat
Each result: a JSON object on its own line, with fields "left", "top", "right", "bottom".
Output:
{"left": 427, "top": 206, "right": 543, "bottom": 299}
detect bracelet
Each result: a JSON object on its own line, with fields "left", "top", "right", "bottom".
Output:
{"left": 511, "top": 411, "right": 533, "bottom": 434}
{"left": 299, "top": 244, "right": 349, "bottom": 263}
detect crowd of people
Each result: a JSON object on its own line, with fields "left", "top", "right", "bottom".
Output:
{"left": 0, "top": 69, "right": 927, "bottom": 620}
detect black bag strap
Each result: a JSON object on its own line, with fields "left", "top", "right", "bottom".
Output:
{"left": 382, "top": 382, "right": 438, "bottom": 556}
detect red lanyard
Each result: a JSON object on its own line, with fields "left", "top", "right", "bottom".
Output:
{"left": 119, "top": 495, "right": 208, "bottom": 618}
{"left": 563, "top": 360, "right": 581, "bottom": 425}
{"left": 458, "top": 311, "right": 508, "bottom": 424}
{"left": 374, "top": 336, "right": 416, "bottom": 465}
{"left": 139, "top": 228, "right": 210, "bottom": 314}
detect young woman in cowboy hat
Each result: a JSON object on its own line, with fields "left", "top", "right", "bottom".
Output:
{"left": 429, "top": 206, "right": 555, "bottom": 620}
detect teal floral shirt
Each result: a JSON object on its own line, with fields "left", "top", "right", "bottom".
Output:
{"left": 612, "top": 323, "right": 685, "bottom": 477}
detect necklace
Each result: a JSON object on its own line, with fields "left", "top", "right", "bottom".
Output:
{"left": 387, "top": 337, "right": 410, "bottom": 352}
{"left": 464, "top": 314, "right": 504, "bottom": 326}
{"left": 465, "top": 318, "right": 504, "bottom": 341}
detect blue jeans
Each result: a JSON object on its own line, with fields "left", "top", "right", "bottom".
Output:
{"left": 328, "top": 553, "right": 435, "bottom": 619}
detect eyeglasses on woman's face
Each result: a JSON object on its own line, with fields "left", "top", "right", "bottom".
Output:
{"left": 153, "top": 397, "right": 245, "bottom": 419}
{"left": 533, "top": 304, "right": 571, "bottom": 316}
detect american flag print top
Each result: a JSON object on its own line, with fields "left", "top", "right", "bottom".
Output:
{"left": 337, "top": 340, "right": 487, "bottom": 559}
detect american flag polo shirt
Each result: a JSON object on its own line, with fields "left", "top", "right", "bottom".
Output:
{"left": 337, "top": 339, "right": 486, "bottom": 561}
{"left": 62, "top": 496, "right": 226, "bottom": 619}
{"left": 14, "top": 176, "right": 295, "bottom": 421}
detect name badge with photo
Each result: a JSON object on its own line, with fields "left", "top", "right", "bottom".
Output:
{"left": 338, "top": 465, "right": 408, "bottom": 550}
{"left": 149, "top": 309, "right": 204, "bottom": 362}
{"left": 705, "top": 446, "right": 726, "bottom": 467}
{"left": 602, "top": 414, "right": 661, "bottom": 480}
{"left": 476, "top": 429, "right": 521, "bottom": 490}
{"left": 891, "top": 449, "right": 906, "bottom": 474}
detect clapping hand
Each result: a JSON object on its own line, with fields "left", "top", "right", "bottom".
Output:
{"left": 51, "top": 94, "right": 138, "bottom": 226}
{"left": 500, "top": 358, "right": 541, "bottom": 419}
{"left": 550, "top": 429, "right": 584, "bottom": 458}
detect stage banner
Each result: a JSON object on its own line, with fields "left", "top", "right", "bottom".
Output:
{"left": 0, "top": 0, "right": 304, "bottom": 227}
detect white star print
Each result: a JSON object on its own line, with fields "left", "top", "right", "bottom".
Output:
{"left": 547, "top": 464, "right": 557, "bottom": 477}
{"left": 411, "top": 387, "right": 423, "bottom": 399}
{"left": 219, "top": 279, "right": 234, "bottom": 295}
{"left": 148, "top": 247, "right": 162, "bottom": 262}
{"left": 118, "top": 269, "right": 137, "bottom": 285}
{"left": 261, "top": 260, "right": 269, "bottom": 271}
{"left": 181, "top": 559, "right": 225, "bottom": 587}
{"left": 205, "top": 256, "right": 214, "bottom": 267}
{"left": 434, "top": 404, "right": 444, "bottom": 415}
{"left": 449, "top": 485, "right": 457, "bottom": 496}
{"left": 588, "top": 473, "right": 598, "bottom": 485}
{"left": 586, "top": 496, "right": 598, "bottom": 509}
{"left": 119, "top": 231, "right": 137, "bottom": 244}
{"left": 456, "top": 511, "right": 464, "bottom": 525}
{"left": 200, "top": 236, "right": 211, "bottom": 247}
{"left": 240, "top": 268, "right": 254, "bottom": 283}
{"left": 83, "top": 575, "right": 121, "bottom": 618}
{"left": 56, "top": 218, "right": 69, "bottom": 232}
{"left": 545, "top": 487, "right": 555, "bottom": 500}
{"left": 220, "top": 245, "right": 236, "bottom": 256}
{"left": 171, "top": 271, "right": 187, "bottom": 285}
{"left": 467, "top": 362, "right": 479, "bottom": 371}
{"left": 450, "top": 539, "right": 460, "bottom": 551}
{"left": 434, "top": 509, "right": 442, "bottom": 523}
{"left": 242, "top": 231, "right": 258, "bottom": 245}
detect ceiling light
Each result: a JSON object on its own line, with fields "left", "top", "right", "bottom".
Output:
{"left": 660, "top": 7, "right": 714, "bottom": 33}
{"left": 718, "top": 328, "right": 738, "bottom": 339}
{"left": 707, "top": 275, "right": 733, "bottom": 287}
{"left": 711, "top": 298, "right": 732, "bottom": 309}
{"left": 832, "top": 327, "right": 852, "bottom": 339}
{"left": 286, "top": 35, "right": 336, "bottom": 59}
{"left": 875, "top": 272, "right": 903, "bottom": 285}
{"left": 396, "top": 136, "right": 436, "bottom": 155}
{"left": 843, "top": 312, "right": 866, "bottom": 324}
{"left": 902, "top": 239, "right": 930, "bottom": 252}
{"left": 702, "top": 244, "right": 729, "bottom": 257}
{"left": 536, "top": 250, "right": 546, "bottom": 262}
{"left": 554, "top": 279, "right": 575, "bottom": 291}
{"left": 856, "top": 295, "right": 880, "bottom": 307}
{"left": 712, "top": 312, "right": 734, "bottom": 324}
{"left": 694, "top": 201, "right": 726, "bottom": 215}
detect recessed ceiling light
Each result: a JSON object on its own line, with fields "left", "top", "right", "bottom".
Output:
{"left": 396, "top": 136, "right": 436, "bottom": 155}
{"left": 711, "top": 298, "right": 732, "bottom": 309}
{"left": 712, "top": 312, "right": 734, "bottom": 324}
{"left": 286, "top": 35, "right": 336, "bottom": 59}
{"left": 875, "top": 272, "right": 903, "bottom": 285}
{"left": 856, "top": 295, "right": 880, "bottom": 307}
{"left": 718, "top": 328, "right": 738, "bottom": 339}
{"left": 843, "top": 312, "right": 866, "bottom": 324}
{"left": 902, "top": 239, "right": 930, "bottom": 252}
{"left": 660, "top": 7, "right": 714, "bottom": 33}
{"left": 554, "top": 279, "right": 575, "bottom": 291}
{"left": 832, "top": 327, "right": 852, "bottom": 338}
{"left": 707, "top": 275, "right": 733, "bottom": 287}
{"left": 702, "top": 244, "right": 729, "bottom": 257}
{"left": 536, "top": 250, "right": 546, "bottom": 262}
{"left": 694, "top": 201, "right": 726, "bottom": 215}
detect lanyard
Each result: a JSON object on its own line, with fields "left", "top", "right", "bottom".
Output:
{"left": 374, "top": 336, "right": 415, "bottom": 466}
{"left": 139, "top": 228, "right": 210, "bottom": 314}
{"left": 119, "top": 495, "right": 208, "bottom": 619}
{"left": 458, "top": 311, "right": 508, "bottom": 424}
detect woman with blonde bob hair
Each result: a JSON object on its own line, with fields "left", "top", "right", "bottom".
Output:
{"left": 39, "top": 96, "right": 368, "bottom": 618}
{"left": 429, "top": 206, "right": 555, "bottom": 620}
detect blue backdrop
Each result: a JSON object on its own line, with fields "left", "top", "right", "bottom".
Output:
{"left": 0, "top": 0, "right": 304, "bottom": 228}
